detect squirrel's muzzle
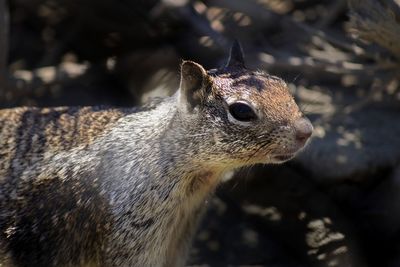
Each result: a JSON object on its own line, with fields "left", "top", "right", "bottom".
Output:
{"left": 294, "top": 117, "right": 313, "bottom": 145}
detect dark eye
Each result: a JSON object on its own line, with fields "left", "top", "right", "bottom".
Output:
{"left": 228, "top": 102, "right": 258, "bottom": 122}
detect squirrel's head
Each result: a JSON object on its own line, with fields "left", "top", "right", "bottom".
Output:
{"left": 178, "top": 41, "right": 313, "bottom": 167}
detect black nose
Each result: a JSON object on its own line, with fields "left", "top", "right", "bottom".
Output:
{"left": 294, "top": 117, "right": 313, "bottom": 144}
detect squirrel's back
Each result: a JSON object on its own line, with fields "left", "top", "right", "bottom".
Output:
{"left": 0, "top": 106, "right": 129, "bottom": 152}
{"left": 0, "top": 94, "right": 166, "bottom": 163}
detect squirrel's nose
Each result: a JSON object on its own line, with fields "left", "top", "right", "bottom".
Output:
{"left": 294, "top": 117, "right": 313, "bottom": 144}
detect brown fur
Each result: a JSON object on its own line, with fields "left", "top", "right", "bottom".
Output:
{"left": 0, "top": 44, "right": 312, "bottom": 267}
{"left": 0, "top": 106, "right": 128, "bottom": 152}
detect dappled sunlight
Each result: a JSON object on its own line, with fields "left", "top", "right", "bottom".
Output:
{"left": 199, "top": 36, "right": 215, "bottom": 48}
{"left": 243, "top": 204, "right": 282, "bottom": 222}
{"left": 258, "top": 52, "right": 275, "bottom": 64}
{"left": 305, "top": 218, "right": 345, "bottom": 248}
{"left": 336, "top": 128, "right": 362, "bottom": 149}
{"left": 232, "top": 12, "right": 252, "bottom": 27}
{"left": 13, "top": 62, "right": 89, "bottom": 84}
{"left": 140, "top": 68, "right": 178, "bottom": 102}
{"left": 241, "top": 228, "right": 259, "bottom": 248}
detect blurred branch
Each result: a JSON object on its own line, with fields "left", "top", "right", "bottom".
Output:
{"left": 316, "top": 0, "right": 347, "bottom": 28}
{"left": 347, "top": 0, "right": 400, "bottom": 60}
{"left": 2, "top": 62, "right": 89, "bottom": 105}
{"left": 37, "top": 21, "right": 80, "bottom": 67}
{"left": 386, "top": 0, "right": 400, "bottom": 20}
{"left": 205, "top": 0, "right": 280, "bottom": 31}
{"left": 177, "top": 4, "right": 229, "bottom": 48}
{"left": 0, "top": 0, "right": 9, "bottom": 92}
{"left": 250, "top": 51, "right": 398, "bottom": 77}
{"left": 208, "top": 0, "right": 377, "bottom": 62}
{"left": 280, "top": 15, "right": 381, "bottom": 62}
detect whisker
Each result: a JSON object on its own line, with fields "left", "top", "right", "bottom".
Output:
{"left": 292, "top": 73, "right": 301, "bottom": 83}
{"left": 246, "top": 139, "right": 273, "bottom": 163}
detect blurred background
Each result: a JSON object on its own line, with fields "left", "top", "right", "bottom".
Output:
{"left": 1, "top": 0, "right": 400, "bottom": 266}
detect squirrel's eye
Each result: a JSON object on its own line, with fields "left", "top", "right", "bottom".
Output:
{"left": 228, "top": 102, "right": 258, "bottom": 122}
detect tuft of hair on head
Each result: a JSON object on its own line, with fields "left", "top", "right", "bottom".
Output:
{"left": 226, "top": 40, "right": 245, "bottom": 68}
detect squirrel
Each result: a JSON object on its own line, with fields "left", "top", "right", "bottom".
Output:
{"left": 0, "top": 41, "right": 313, "bottom": 267}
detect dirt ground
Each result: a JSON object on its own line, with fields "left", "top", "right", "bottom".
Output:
{"left": 2, "top": 0, "right": 400, "bottom": 266}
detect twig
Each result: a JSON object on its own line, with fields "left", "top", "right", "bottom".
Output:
{"left": 177, "top": 4, "right": 229, "bottom": 49}
{"left": 316, "top": 0, "right": 347, "bottom": 28}
{"left": 2, "top": 62, "right": 89, "bottom": 105}
{"left": 205, "top": 0, "right": 280, "bottom": 30}
{"left": 385, "top": 0, "right": 400, "bottom": 20}
{"left": 348, "top": 0, "right": 400, "bottom": 60}
{"left": 207, "top": 0, "right": 377, "bottom": 62}
{"left": 248, "top": 51, "right": 398, "bottom": 79}
{"left": 36, "top": 20, "right": 81, "bottom": 68}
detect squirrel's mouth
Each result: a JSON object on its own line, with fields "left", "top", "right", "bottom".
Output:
{"left": 270, "top": 140, "right": 308, "bottom": 163}
{"left": 272, "top": 154, "right": 295, "bottom": 162}
{"left": 270, "top": 146, "right": 302, "bottom": 162}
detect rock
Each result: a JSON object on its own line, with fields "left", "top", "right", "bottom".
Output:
{"left": 189, "top": 191, "right": 305, "bottom": 267}
{"left": 190, "top": 164, "right": 366, "bottom": 267}
{"left": 293, "top": 85, "right": 400, "bottom": 181}
{"left": 325, "top": 165, "right": 400, "bottom": 267}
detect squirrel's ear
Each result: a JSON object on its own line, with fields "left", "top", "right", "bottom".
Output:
{"left": 179, "top": 61, "right": 210, "bottom": 111}
{"left": 226, "top": 40, "right": 245, "bottom": 68}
